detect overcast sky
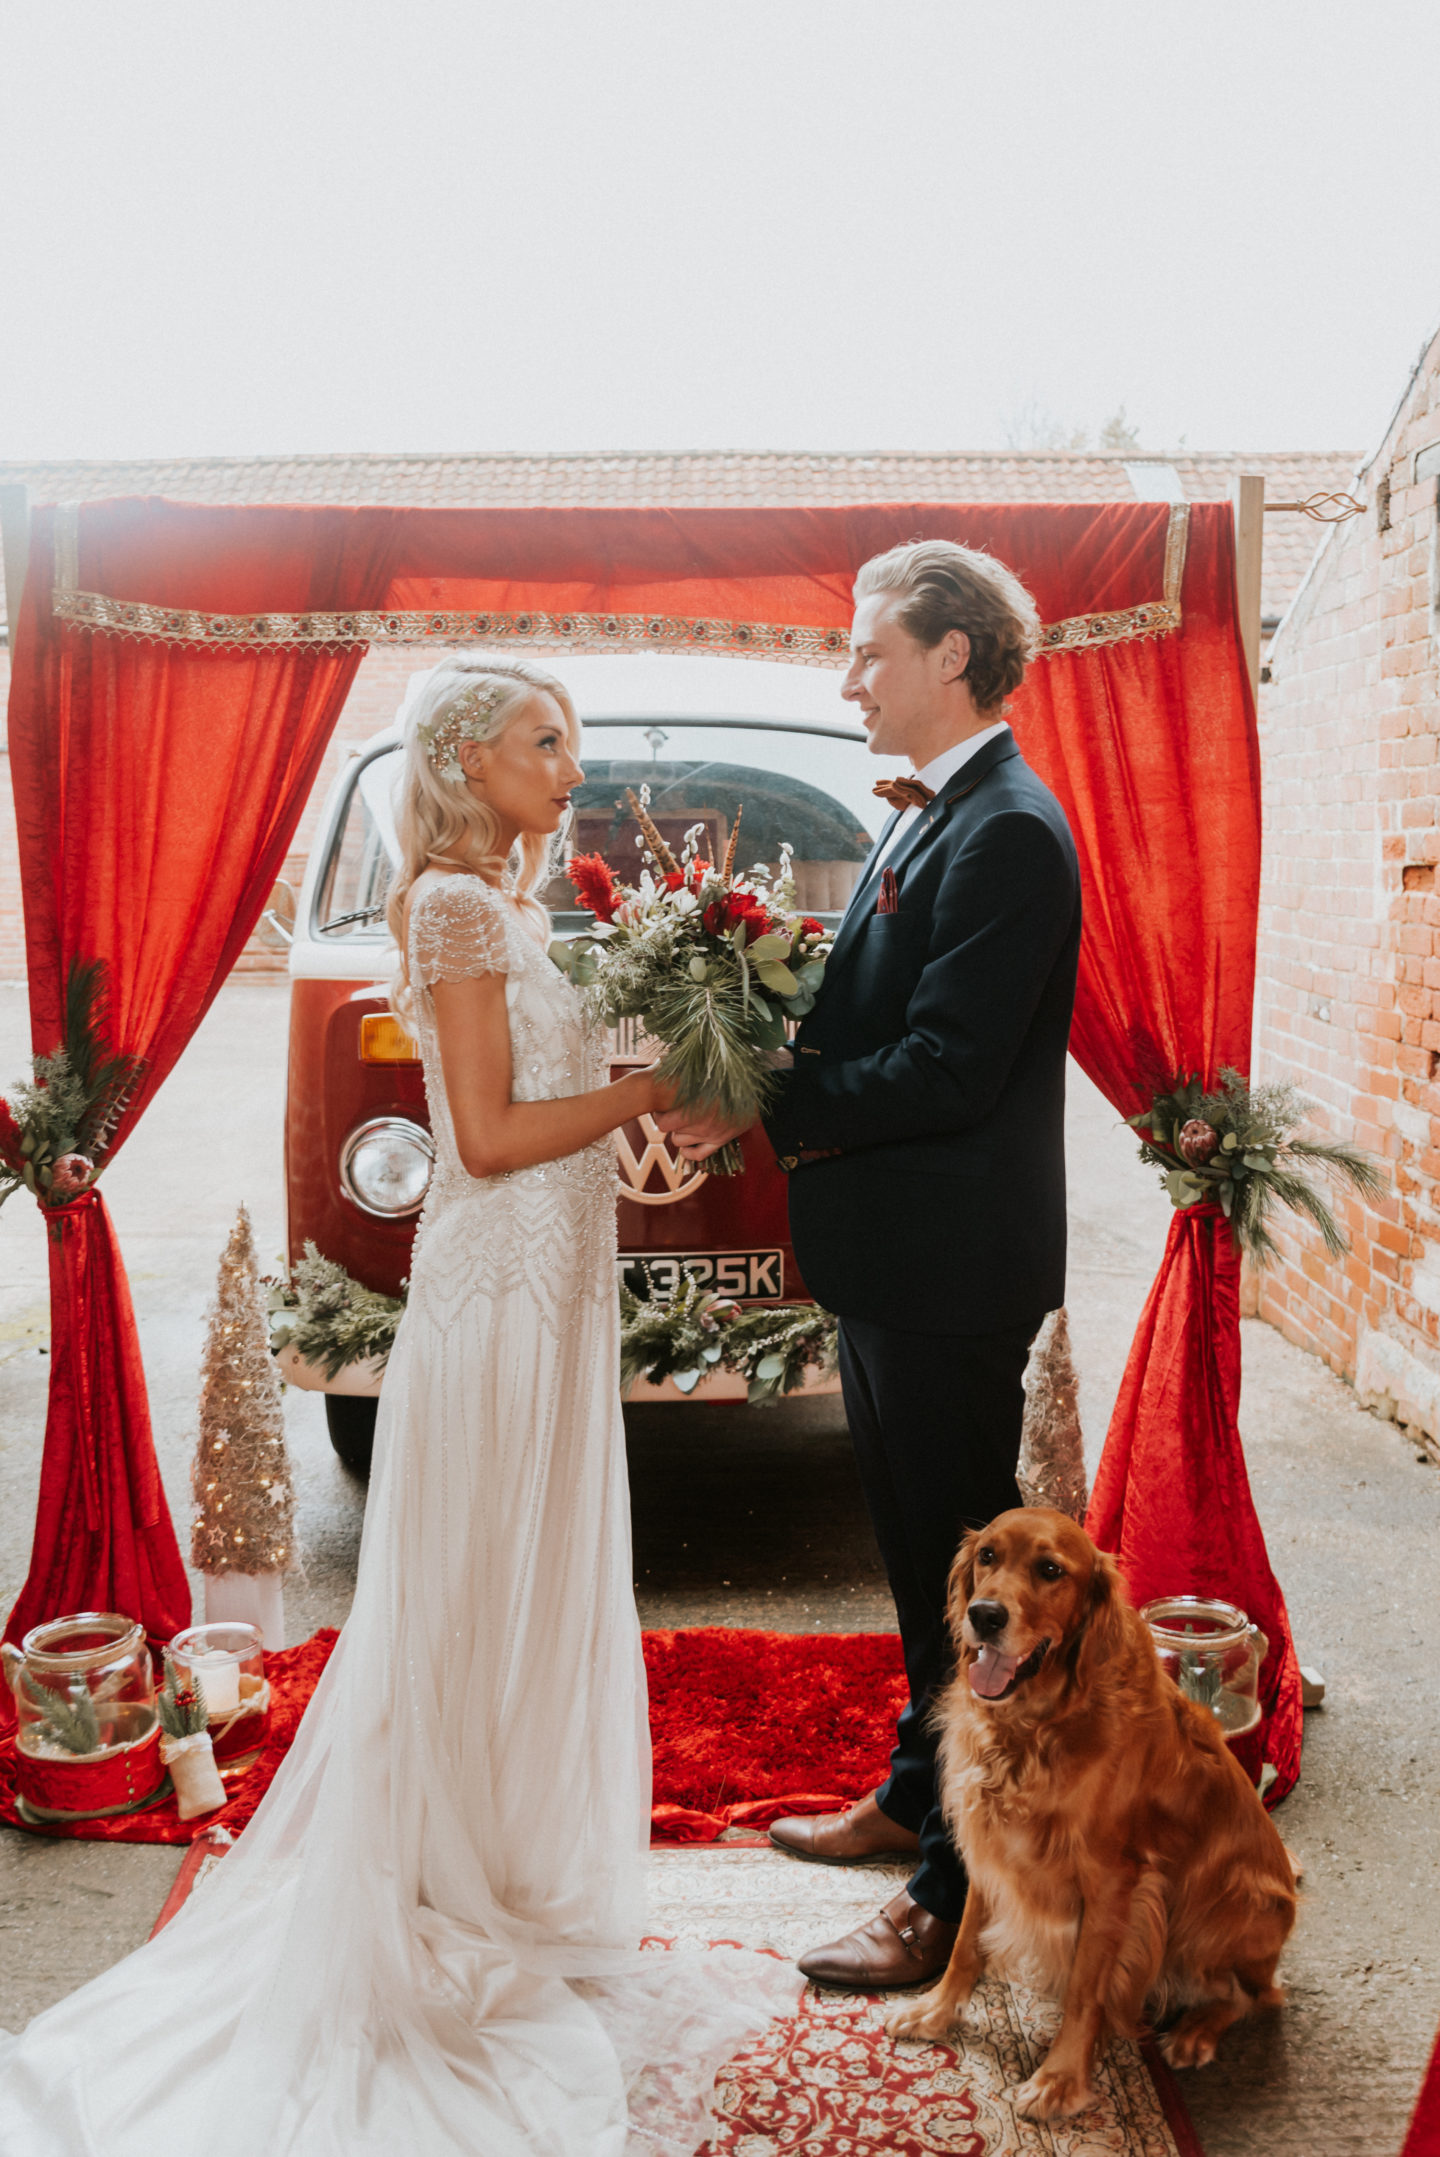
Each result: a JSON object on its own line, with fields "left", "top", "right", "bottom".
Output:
{"left": 4, "top": 1, "right": 1438, "bottom": 463}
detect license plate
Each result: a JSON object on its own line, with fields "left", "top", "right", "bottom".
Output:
{"left": 617, "top": 1249, "right": 785, "bottom": 1300}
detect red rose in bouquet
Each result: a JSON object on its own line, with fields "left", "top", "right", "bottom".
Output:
{"left": 702, "top": 888, "right": 776, "bottom": 939}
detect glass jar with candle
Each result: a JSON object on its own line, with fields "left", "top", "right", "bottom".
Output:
{"left": 1, "top": 1612, "right": 164, "bottom": 1824}
{"left": 1142, "top": 1596, "right": 1267, "bottom": 1738}
{"left": 167, "top": 1622, "right": 270, "bottom": 1777}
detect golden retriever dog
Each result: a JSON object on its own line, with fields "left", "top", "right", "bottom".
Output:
{"left": 886, "top": 1507, "right": 1296, "bottom": 2120}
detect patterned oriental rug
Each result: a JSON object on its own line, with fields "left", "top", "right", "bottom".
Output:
{"left": 151, "top": 1840, "right": 1203, "bottom": 2156}
{"left": 0, "top": 1626, "right": 910, "bottom": 1845}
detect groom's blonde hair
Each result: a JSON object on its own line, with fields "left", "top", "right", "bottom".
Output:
{"left": 854, "top": 540, "right": 1041, "bottom": 714}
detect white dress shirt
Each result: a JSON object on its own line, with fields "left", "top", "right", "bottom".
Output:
{"left": 868, "top": 721, "right": 1011, "bottom": 878}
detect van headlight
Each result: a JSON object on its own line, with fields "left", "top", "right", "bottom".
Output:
{"left": 339, "top": 1118, "right": 434, "bottom": 1217}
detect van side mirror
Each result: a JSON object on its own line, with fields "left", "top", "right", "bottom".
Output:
{"left": 260, "top": 878, "right": 298, "bottom": 948}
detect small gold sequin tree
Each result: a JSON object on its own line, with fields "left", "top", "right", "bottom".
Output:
{"left": 1016, "top": 1307, "right": 1088, "bottom": 1522}
{"left": 191, "top": 1206, "right": 296, "bottom": 1578}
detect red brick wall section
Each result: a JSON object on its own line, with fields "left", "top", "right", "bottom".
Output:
{"left": 1255, "top": 322, "right": 1440, "bottom": 1450}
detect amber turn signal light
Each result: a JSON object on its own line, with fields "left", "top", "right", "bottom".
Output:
{"left": 359, "top": 1013, "right": 420, "bottom": 1064}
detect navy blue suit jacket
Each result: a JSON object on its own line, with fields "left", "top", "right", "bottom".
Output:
{"left": 763, "top": 729, "right": 1081, "bottom": 1335}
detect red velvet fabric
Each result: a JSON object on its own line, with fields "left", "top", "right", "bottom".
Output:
{"left": 5, "top": 1193, "right": 190, "bottom": 1670}
{"left": 1402, "top": 2028, "right": 1440, "bottom": 2157}
{"left": 3, "top": 514, "right": 374, "bottom": 1707}
{"left": 59, "top": 496, "right": 1179, "bottom": 640}
{"left": 1000, "top": 505, "right": 1301, "bottom": 1796}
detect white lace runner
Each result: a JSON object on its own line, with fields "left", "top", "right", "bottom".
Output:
{"left": 0, "top": 868, "right": 799, "bottom": 2155}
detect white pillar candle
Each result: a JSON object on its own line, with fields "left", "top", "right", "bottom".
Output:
{"left": 190, "top": 1651, "right": 241, "bottom": 1718}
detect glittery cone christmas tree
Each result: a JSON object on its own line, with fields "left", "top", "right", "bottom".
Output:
{"left": 190, "top": 1205, "right": 295, "bottom": 1645}
{"left": 1016, "top": 1306, "right": 1089, "bottom": 1522}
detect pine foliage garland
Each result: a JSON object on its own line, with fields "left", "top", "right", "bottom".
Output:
{"left": 1130, "top": 1068, "right": 1385, "bottom": 1263}
{"left": 261, "top": 1246, "right": 838, "bottom": 1406}
{"left": 267, "top": 1243, "right": 405, "bottom": 1380}
{"left": 191, "top": 1206, "right": 297, "bottom": 1576}
{"left": 0, "top": 958, "right": 145, "bottom": 1208}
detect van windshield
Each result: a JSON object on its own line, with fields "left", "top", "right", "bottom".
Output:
{"left": 314, "top": 719, "right": 881, "bottom": 941}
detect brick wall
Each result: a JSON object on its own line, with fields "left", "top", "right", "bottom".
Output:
{"left": 1255, "top": 321, "right": 1440, "bottom": 1444}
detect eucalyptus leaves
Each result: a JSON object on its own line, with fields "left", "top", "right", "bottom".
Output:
{"left": 1129, "top": 1068, "right": 1383, "bottom": 1263}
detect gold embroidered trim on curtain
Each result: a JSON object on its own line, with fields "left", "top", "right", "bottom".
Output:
{"left": 48, "top": 502, "right": 1191, "bottom": 664}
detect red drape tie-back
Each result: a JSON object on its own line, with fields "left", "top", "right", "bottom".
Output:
{"left": 11, "top": 1193, "right": 188, "bottom": 1652}
{"left": 1085, "top": 1204, "right": 1302, "bottom": 1796}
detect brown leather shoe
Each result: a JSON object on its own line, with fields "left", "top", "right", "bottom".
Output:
{"left": 797, "top": 1891, "right": 959, "bottom": 1990}
{"left": 768, "top": 1790, "right": 921, "bottom": 1864}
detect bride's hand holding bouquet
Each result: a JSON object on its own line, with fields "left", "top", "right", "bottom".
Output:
{"left": 552, "top": 791, "right": 831, "bottom": 1174}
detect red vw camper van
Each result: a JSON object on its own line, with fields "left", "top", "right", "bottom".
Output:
{"left": 282, "top": 660, "right": 882, "bottom": 1469}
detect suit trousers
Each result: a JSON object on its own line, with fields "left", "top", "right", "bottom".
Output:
{"left": 837, "top": 1311, "right": 1041, "bottom": 1922}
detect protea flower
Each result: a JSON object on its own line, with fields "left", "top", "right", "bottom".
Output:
{"left": 1177, "top": 1119, "right": 1220, "bottom": 1166}
{"left": 46, "top": 1153, "right": 96, "bottom": 1200}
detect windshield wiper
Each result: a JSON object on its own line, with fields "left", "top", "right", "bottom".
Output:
{"left": 322, "top": 904, "right": 386, "bottom": 932}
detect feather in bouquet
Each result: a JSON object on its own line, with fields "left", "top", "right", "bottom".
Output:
{"left": 551, "top": 790, "right": 832, "bottom": 1174}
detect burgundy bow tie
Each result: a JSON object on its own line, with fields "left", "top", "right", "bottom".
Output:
{"left": 873, "top": 775, "right": 936, "bottom": 812}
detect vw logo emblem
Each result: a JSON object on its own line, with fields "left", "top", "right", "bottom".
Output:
{"left": 615, "top": 1114, "right": 709, "bottom": 1206}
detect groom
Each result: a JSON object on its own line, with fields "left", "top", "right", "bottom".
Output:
{"left": 660, "top": 538, "right": 1082, "bottom": 1987}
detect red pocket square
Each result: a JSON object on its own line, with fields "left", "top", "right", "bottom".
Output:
{"left": 876, "top": 867, "right": 899, "bottom": 915}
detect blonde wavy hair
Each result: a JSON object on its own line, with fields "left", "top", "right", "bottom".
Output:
{"left": 386, "top": 655, "right": 580, "bottom": 1017}
{"left": 854, "top": 539, "right": 1041, "bottom": 714}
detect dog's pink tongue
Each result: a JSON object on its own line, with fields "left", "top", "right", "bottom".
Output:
{"left": 969, "top": 1644, "right": 1020, "bottom": 1699}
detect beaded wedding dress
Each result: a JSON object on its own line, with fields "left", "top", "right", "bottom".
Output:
{"left": 0, "top": 869, "right": 797, "bottom": 2156}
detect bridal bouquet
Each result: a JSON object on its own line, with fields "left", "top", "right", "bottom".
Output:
{"left": 552, "top": 790, "right": 832, "bottom": 1173}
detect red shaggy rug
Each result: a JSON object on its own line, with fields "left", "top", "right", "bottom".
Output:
{"left": 1, "top": 1627, "right": 907, "bottom": 1845}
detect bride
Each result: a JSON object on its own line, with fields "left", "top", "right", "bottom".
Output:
{"left": 0, "top": 658, "right": 799, "bottom": 2155}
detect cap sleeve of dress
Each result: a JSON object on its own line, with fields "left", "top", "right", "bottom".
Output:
{"left": 409, "top": 876, "right": 512, "bottom": 990}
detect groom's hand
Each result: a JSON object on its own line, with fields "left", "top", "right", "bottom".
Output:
{"left": 652, "top": 1106, "right": 753, "bottom": 1162}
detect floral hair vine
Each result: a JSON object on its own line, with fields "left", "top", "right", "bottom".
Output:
{"left": 416, "top": 677, "right": 508, "bottom": 783}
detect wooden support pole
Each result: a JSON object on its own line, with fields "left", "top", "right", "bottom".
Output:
{"left": 1230, "top": 472, "right": 1264, "bottom": 700}
{"left": 0, "top": 484, "right": 31, "bottom": 657}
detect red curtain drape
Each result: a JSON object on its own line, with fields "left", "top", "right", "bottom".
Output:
{"left": 2, "top": 509, "right": 391, "bottom": 1713}
{"left": 1401, "top": 2027, "right": 1440, "bottom": 2157}
{"left": 1005, "top": 504, "right": 1302, "bottom": 1796}
{"left": 6, "top": 492, "right": 1299, "bottom": 1790}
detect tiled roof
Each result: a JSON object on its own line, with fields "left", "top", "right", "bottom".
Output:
{"left": 0, "top": 447, "right": 1360, "bottom": 628}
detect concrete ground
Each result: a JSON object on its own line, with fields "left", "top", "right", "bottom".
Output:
{"left": 0, "top": 980, "right": 1436, "bottom": 2154}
